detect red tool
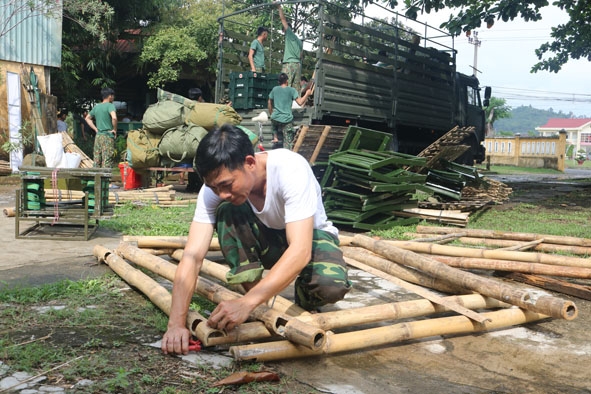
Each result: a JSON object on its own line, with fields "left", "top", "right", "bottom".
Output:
{"left": 188, "top": 339, "right": 202, "bottom": 352}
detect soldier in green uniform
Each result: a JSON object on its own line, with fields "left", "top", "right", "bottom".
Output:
{"left": 85, "top": 88, "right": 117, "bottom": 169}
{"left": 248, "top": 26, "right": 269, "bottom": 72}
{"left": 277, "top": 3, "right": 303, "bottom": 89}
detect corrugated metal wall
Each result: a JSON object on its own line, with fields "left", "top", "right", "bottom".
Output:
{"left": 0, "top": 0, "right": 62, "bottom": 67}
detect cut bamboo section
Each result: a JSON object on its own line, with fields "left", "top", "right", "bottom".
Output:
{"left": 92, "top": 245, "right": 208, "bottom": 338}
{"left": 3, "top": 207, "right": 15, "bottom": 217}
{"left": 416, "top": 225, "right": 591, "bottom": 247}
{"left": 352, "top": 235, "right": 578, "bottom": 320}
{"left": 115, "top": 243, "right": 324, "bottom": 350}
{"left": 428, "top": 254, "right": 591, "bottom": 279}
{"left": 292, "top": 125, "right": 309, "bottom": 153}
{"left": 230, "top": 308, "right": 549, "bottom": 361}
{"left": 308, "top": 126, "right": 331, "bottom": 165}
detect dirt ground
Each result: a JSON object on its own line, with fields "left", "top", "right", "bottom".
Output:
{"left": 2, "top": 171, "right": 591, "bottom": 393}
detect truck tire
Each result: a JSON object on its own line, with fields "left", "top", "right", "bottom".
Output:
{"left": 456, "top": 134, "right": 478, "bottom": 165}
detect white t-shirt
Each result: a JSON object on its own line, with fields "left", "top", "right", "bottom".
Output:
{"left": 193, "top": 149, "right": 338, "bottom": 237}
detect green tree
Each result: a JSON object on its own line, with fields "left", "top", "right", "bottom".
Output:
{"left": 485, "top": 97, "right": 511, "bottom": 137}
{"left": 370, "top": 0, "right": 590, "bottom": 73}
{"left": 140, "top": 0, "right": 229, "bottom": 89}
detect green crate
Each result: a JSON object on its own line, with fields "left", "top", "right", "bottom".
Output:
{"left": 232, "top": 97, "right": 267, "bottom": 110}
{"left": 229, "top": 71, "right": 268, "bottom": 90}
{"left": 230, "top": 86, "right": 268, "bottom": 100}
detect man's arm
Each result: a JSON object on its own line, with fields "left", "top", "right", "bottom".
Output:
{"left": 295, "top": 87, "right": 313, "bottom": 107}
{"left": 277, "top": 4, "right": 289, "bottom": 31}
{"left": 248, "top": 48, "right": 256, "bottom": 71}
{"left": 110, "top": 110, "right": 118, "bottom": 137}
{"left": 85, "top": 113, "right": 98, "bottom": 134}
{"left": 161, "top": 221, "right": 214, "bottom": 355}
{"left": 267, "top": 98, "right": 274, "bottom": 116}
{"left": 207, "top": 217, "right": 313, "bottom": 331}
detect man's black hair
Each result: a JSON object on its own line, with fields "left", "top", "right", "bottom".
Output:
{"left": 257, "top": 26, "right": 269, "bottom": 36}
{"left": 101, "top": 87, "right": 115, "bottom": 100}
{"left": 195, "top": 124, "right": 254, "bottom": 180}
{"left": 300, "top": 76, "right": 308, "bottom": 82}
{"left": 188, "top": 88, "right": 202, "bottom": 100}
{"left": 278, "top": 72, "right": 288, "bottom": 85}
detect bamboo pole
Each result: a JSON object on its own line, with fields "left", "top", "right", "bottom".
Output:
{"left": 383, "top": 239, "right": 591, "bottom": 269}
{"left": 412, "top": 234, "right": 591, "bottom": 255}
{"left": 352, "top": 235, "right": 578, "bottom": 320}
{"left": 115, "top": 243, "right": 324, "bottom": 349}
{"left": 3, "top": 207, "right": 15, "bottom": 217}
{"left": 292, "top": 125, "right": 309, "bottom": 153}
{"left": 342, "top": 247, "right": 470, "bottom": 295}
{"left": 428, "top": 254, "right": 591, "bottom": 279}
{"left": 128, "top": 236, "right": 221, "bottom": 251}
{"left": 61, "top": 132, "right": 93, "bottom": 168}
{"left": 168, "top": 249, "right": 309, "bottom": 318}
{"left": 407, "top": 232, "right": 467, "bottom": 244}
{"left": 501, "top": 272, "right": 591, "bottom": 301}
{"left": 92, "top": 245, "right": 208, "bottom": 339}
{"left": 344, "top": 256, "right": 490, "bottom": 323}
{"left": 308, "top": 126, "right": 331, "bottom": 165}
{"left": 230, "top": 308, "right": 549, "bottom": 361}
{"left": 416, "top": 225, "right": 591, "bottom": 247}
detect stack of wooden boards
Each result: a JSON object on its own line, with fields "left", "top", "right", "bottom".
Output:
{"left": 94, "top": 226, "right": 586, "bottom": 361}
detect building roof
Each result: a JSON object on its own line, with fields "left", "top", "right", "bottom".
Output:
{"left": 537, "top": 118, "right": 591, "bottom": 129}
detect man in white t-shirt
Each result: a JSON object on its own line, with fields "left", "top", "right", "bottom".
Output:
{"left": 161, "top": 124, "right": 351, "bottom": 355}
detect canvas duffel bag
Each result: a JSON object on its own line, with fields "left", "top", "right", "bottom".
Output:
{"left": 142, "top": 101, "right": 185, "bottom": 134}
{"left": 185, "top": 102, "right": 242, "bottom": 131}
{"left": 158, "top": 123, "right": 209, "bottom": 163}
{"left": 126, "top": 128, "right": 161, "bottom": 168}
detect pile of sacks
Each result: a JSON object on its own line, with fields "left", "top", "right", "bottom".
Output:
{"left": 126, "top": 88, "right": 257, "bottom": 170}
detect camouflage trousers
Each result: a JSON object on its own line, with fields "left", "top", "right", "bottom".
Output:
{"left": 93, "top": 134, "right": 115, "bottom": 169}
{"left": 216, "top": 202, "right": 351, "bottom": 311}
{"left": 281, "top": 62, "right": 301, "bottom": 90}
{"left": 271, "top": 119, "right": 296, "bottom": 150}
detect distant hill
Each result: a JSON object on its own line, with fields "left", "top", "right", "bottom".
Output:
{"left": 493, "top": 105, "right": 588, "bottom": 135}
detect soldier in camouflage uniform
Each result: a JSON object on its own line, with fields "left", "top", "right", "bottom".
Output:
{"left": 161, "top": 125, "right": 351, "bottom": 355}
{"left": 85, "top": 88, "right": 117, "bottom": 169}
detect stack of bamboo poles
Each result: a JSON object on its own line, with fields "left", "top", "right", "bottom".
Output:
{"left": 396, "top": 207, "right": 470, "bottom": 227}
{"left": 61, "top": 132, "right": 94, "bottom": 168}
{"left": 0, "top": 160, "right": 11, "bottom": 174}
{"left": 401, "top": 225, "right": 591, "bottom": 300}
{"left": 94, "top": 230, "right": 579, "bottom": 362}
{"left": 45, "top": 185, "right": 194, "bottom": 206}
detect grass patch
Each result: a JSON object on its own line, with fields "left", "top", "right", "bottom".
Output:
{"left": 99, "top": 202, "right": 195, "bottom": 236}
{"left": 1, "top": 276, "right": 312, "bottom": 393}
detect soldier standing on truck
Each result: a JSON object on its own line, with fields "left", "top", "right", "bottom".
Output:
{"left": 277, "top": 3, "right": 303, "bottom": 89}
{"left": 268, "top": 72, "right": 312, "bottom": 149}
{"left": 248, "top": 26, "right": 269, "bottom": 72}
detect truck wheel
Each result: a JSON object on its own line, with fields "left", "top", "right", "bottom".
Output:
{"left": 456, "top": 135, "right": 477, "bottom": 165}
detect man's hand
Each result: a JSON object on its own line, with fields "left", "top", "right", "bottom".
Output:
{"left": 161, "top": 325, "right": 191, "bottom": 355}
{"left": 207, "top": 298, "right": 255, "bottom": 332}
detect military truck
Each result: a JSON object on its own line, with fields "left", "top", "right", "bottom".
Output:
{"left": 216, "top": 1, "right": 491, "bottom": 163}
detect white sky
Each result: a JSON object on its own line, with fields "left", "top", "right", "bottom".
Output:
{"left": 365, "top": 4, "right": 591, "bottom": 117}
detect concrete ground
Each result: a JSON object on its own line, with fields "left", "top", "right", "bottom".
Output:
{"left": 1, "top": 172, "right": 590, "bottom": 393}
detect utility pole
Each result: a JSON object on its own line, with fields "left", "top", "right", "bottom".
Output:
{"left": 468, "top": 31, "right": 481, "bottom": 76}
